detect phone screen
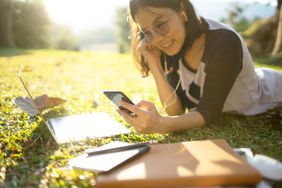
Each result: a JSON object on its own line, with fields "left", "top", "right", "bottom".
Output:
{"left": 103, "top": 91, "right": 136, "bottom": 117}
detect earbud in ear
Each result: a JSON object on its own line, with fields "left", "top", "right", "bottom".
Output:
{"left": 182, "top": 12, "right": 188, "bottom": 22}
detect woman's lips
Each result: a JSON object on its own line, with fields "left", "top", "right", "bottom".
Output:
{"left": 162, "top": 40, "right": 173, "bottom": 49}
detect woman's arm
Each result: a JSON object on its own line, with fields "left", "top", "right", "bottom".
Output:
{"left": 149, "top": 62, "right": 184, "bottom": 115}
{"left": 161, "top": 111, "right": 205, "bottom": 133}
{"left": 118, "top": 100, "right": 205, "bottom": 134}
{"left": 138, "top": 40, "right": 183, "bottom": 115}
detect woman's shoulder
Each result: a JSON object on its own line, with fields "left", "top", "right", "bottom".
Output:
{"left": 203, "top": 19, "right": 244, "bottom": 66}
{"left": 204, "top": 19, "right": 242, "bottom": 55}
{"left": 204, "top": 18, "right": 239, "bottom": 42}
{"left": 205, "top": 18, "right": 232, "bottom": 29}
{"left": 207, "top": 29, "right": 241, "bottom": 47}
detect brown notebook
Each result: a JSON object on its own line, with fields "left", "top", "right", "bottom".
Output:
{"left": 96, "top": 139, "right": 261, "bottom": 188}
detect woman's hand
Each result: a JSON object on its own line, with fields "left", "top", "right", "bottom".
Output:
{"left": 138, "top": 39, "right": 161, "bottom": 70}
{"left": 117, "top": 100, "right": 165, "bottom": 134}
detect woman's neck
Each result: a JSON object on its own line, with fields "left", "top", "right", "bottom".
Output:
{"left": 183, "top": 34, "right": 206, "bottom": 71}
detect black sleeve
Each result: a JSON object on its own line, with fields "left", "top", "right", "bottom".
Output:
{"left": 196, "top": 30, "right": 243, "bottom": 124}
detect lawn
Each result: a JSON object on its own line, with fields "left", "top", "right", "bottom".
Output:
{"left": 0, "top": 49, "right": 281, "bottom": 187}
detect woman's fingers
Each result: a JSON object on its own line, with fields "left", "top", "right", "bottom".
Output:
{"left": 135, "top": 100, "right": 156, "bottom": 112}
{"left": 117, "top": 104, "right": 147, "bottom": 132}
{"left": 117, "top": 109, "right": 135, "bottom": 123}
{"left": 117, "top": 108, "right": 145, "bottom": 132}
{"left": 121, "top": 101, "right": 144, "bottom": 116}
{"left": 117, "top": 100, "right": 162, "bottom": 134}
{"left": 137, "top": 39, "right": 149, "bottom": 51}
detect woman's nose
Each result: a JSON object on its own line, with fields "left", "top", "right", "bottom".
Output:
{"left": 150, "top": 31, "right": 164, "bottom": 43}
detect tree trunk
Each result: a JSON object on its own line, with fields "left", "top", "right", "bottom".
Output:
{"left": 0, "top": 0, "right": 15, "bottom": 48}
{"left": 271, "top": 6, "right": 282, "bottom": 56}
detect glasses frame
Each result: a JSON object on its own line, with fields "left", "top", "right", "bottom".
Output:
{"left": 138, "top": 13, "right": 175, "bottom": 42}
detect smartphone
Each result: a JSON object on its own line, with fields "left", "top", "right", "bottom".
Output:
{"left": 103, "top": 91, "right": 136, "bottom": 117}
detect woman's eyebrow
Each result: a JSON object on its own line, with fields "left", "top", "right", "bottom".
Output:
{"left": 140, "top": 15, "right": 164, "bottom": 31}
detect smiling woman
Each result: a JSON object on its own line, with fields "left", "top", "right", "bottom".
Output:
{"left": 113, "top": 0, "right": 282, "bottom": 134}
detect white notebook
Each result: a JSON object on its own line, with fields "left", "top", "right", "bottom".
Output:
{"left": 46, "top": 112, "right": 131, "bottom": 144}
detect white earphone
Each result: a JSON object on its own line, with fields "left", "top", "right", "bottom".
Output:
{"left": 161, "top": 57, "right": 181, "bottom": 114}
{"left": 182, "top": 12, "right": 188, "bottom": 22}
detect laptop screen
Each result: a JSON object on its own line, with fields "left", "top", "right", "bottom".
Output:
{"left": 18, "top": 68, "right": 57, "bottom": 142}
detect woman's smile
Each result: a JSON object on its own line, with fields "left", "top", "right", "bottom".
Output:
{"left": 157, "top": 38, "right": 177, "bottom": 55}
{"left": 161, "top": 39, "right": 173, "bottom": 49}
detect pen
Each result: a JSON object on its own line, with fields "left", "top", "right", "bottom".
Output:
{"left": 86, "top": 141, "right": 155, "bottom": 156}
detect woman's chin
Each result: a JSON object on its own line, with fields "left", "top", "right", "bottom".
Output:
{"left": 161, "top": 43, "right": 181, "bottom": 56}
{"left": 163, "top": 48, "right": 179, "bottom": 56}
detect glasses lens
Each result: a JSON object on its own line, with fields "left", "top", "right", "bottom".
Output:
{"left": 155, "top": 23, "right": 169, "bottom": 36}
{"left": 144, "top": 32, "right": 152, "bottom": 42}
{"left": 139, "top": 14, "right": 172, "bottom": 42}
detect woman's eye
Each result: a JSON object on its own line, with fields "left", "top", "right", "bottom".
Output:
{"left": 156, "top": 22, "right": 166, "bottom": 28}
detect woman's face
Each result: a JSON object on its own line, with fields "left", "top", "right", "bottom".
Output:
{"left": 134, "top": 7, "right": 187, "bottom": 56}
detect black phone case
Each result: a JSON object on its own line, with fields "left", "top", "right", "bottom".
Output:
{"left": 103, "top": 91, "right": 136, "bottom": 116}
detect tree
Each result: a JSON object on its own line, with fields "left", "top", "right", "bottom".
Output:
{"left": 50, "top": 24, "right": 78, "bottom": 50}
{"left": 12, "top": 0, "right": 50, "bottom": 48}
{"left": 0, "top": 0, "right": 15, "bottom": 48}
{"left": 115, "top": 7, "right": 131, "bottom": 53}
{"left": 272, "top": 0, "right": 282, "bottom": 55}
{"left": 220, "top": 3, "right": 251, "bottom": 33}
{"left": 277, "top": 0, "right": 282, "bottom": 10}
{"left": 0, "top": 0, "right": 50, "bottom": 49}
{"left": 241, "top": 0, "right": 282, "bottom": 57}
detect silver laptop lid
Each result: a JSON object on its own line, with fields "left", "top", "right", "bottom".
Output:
{"left": 18, "top": 68, "right": 58, "bottom": 143}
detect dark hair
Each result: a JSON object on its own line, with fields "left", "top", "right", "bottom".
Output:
{"left": 128, "top": 0, "right": 208, "bottom": 77}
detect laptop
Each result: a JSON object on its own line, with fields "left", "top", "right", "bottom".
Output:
{"left": 17, "top": 68, "right": 131, "bottom": 144}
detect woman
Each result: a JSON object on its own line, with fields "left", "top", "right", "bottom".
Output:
{"left": 117, "top": 0, "right": 282, "bottom": 134}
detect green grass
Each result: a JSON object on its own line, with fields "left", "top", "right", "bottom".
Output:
{"left": 0, "top": 49, "right": 281, "bottom": 187}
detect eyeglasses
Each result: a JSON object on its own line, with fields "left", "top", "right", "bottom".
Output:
{"left": 138, "top": 13, "right": 174, "bottom": 42}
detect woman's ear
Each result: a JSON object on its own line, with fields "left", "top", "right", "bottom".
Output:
{"left": 179, "top": 2, "right": 188, "bottom": 22}
{"left": 181, "top": 12, "right": 188, "bottom": 22}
